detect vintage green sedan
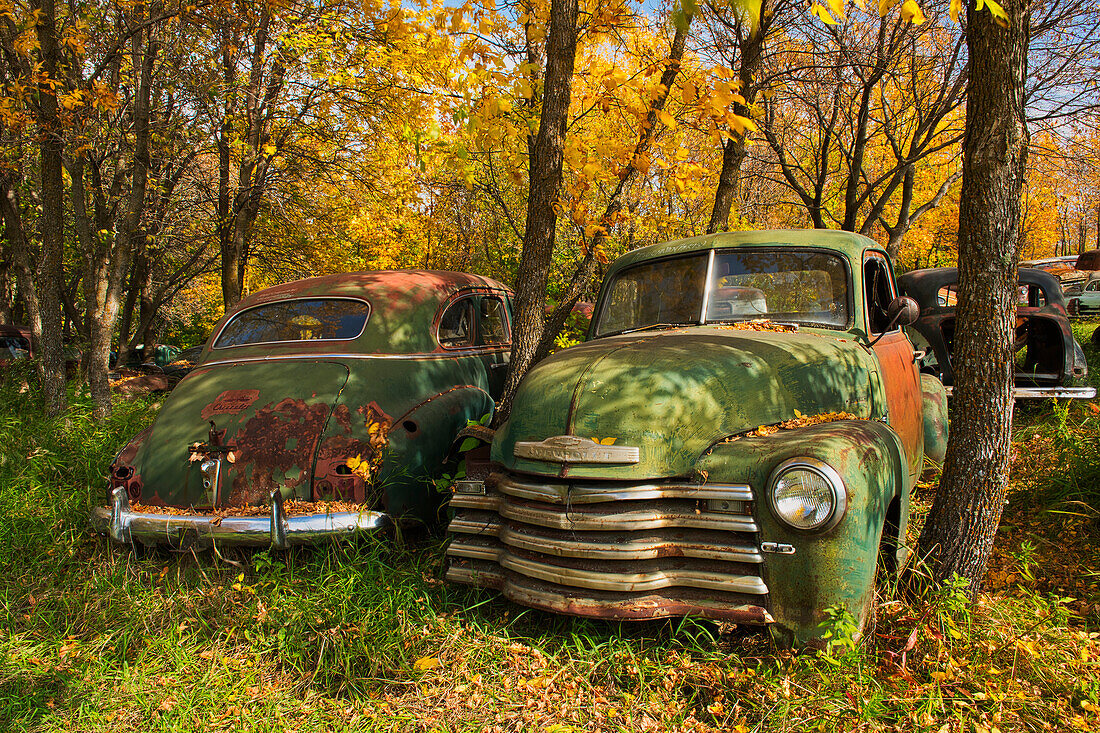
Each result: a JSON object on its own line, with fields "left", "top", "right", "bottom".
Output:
{"left": 446, "top": 230, "right": 948, "bottom": 645}
{"left": 93, "top": 270, "right": 512, "bottom": 550}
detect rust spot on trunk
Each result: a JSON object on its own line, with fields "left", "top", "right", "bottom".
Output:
{"left": 226, "top": 398, "right": 330, "bottom": 506}
{"left": 201, "top": 389, "right": 261, "bottom": 420}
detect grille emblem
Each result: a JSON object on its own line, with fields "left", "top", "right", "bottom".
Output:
{"left": 514, "top": 435, "right": 640, "bottom": 464}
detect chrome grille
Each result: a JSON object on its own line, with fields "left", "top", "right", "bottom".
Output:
{"left": 446, "top": 472, "right": 770, "bottom": 622}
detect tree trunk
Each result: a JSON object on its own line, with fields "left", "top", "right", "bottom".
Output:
{"left": 0, "top": 171, "right": 41, "bottom": 343}
{"left": 706, "top": 17, "right": 764, "bottom": 235}
{"left": 33, "top": 0, "right": 67, "bottom": 417}
{"left": 116, "top": 255, "right": 142, "bottom": 368}
{"left": 535, "top": 17, "right": 692, "bottom": 363}
{"left": 493, "top": 0, "right": 579, "bottom": 428}
{"left": 916, "top": 0, "right": 1030, "bottom": 593}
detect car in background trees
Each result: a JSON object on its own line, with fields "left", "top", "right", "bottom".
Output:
{"left": 446, "top": 230, "right": 947, "bottom": 646}
{"left": 0, "top": 325, "right": 33, "bottom": 366}
{"left": 93, "top": 270, "right": 513, "bottom": 550}
{"left": 899, "top": 267, "right": 1094, "bottom": 399}
{"left": 161, "top": 346, "right": 205, "bottom": 384}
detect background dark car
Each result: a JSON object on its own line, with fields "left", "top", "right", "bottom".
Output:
{"left": 898, "top": 267, "right": 1093, "bottom": 398}
{"left": 161, "top": 345, "right": 204, "bottom": 382}
{"left": 0, "top": 325, "right": 32, "bottom": 365}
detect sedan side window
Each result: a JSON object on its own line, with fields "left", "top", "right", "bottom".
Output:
{"left": 1088, "top": 281, "right": 1100, "bottom": 292}
{"left": 479, "top": 297, "right": 510, "bottom": 345}
{"left": 439, "top": 299, "right": 476, "bottom": 348}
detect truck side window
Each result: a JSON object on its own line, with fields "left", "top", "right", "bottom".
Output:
{"left": 864, "top": 257, "right": 895, "bottom": 334}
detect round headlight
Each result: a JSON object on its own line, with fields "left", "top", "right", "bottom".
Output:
{"left": 768, "top": 458, "right": 846, "bottom": 532}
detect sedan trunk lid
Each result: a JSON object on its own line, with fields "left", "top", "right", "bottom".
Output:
{"left": 132, "top": 360, "right": 351, "bottom": 508}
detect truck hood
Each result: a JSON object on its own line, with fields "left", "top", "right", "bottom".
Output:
{"left": 494, "top": 326, "right": 879, "bottom": 480}
{"left": 131, "top": 359, "right": 350, "bottom": 508}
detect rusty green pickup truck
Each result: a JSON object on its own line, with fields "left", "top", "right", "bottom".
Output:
{"left": 446, "top": 230, "right": 948, "bottom": 645}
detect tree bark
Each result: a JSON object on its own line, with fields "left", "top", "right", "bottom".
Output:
{"left": 916, "top": 0, "right": 1030, "bottom": 593}
{"left": 32, "top": 0, "right": 67, "bottom": 417}
{"left": 535, "top": 17, "right": 693, "bottom": 363}
{"left": 0, "top": 171, "right": 42, "bottom": 343}
{"left": 492, "top": 0, "right": 579, "bottom": 427}
{"left": 706, "top": 8, "right": 767, "bottom": 234}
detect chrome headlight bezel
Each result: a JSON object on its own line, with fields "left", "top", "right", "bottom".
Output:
{"left": 767, "top": 457, "right": 846, "bottom": 533}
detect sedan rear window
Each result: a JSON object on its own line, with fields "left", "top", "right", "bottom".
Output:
{"left": 214, "top": 299, "right": 370, "bottom": 348}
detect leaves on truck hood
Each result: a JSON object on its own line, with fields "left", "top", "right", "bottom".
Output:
{"left": 725, "top": 410, "right": 859, "bottom": 441}
{"left": 716, "top": 320, "right": 799, "bottom": 333}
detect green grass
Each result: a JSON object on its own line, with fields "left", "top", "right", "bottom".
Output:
{"left": 1, "top": 350, "right": 1099, "bottom": 732}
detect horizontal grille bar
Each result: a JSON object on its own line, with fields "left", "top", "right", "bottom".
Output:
{"left": 499, "top": 498, "right": 759, "bottom": 533}
{"left": 449, "top": 515, "right": 763, "bottom": 563}
{"left": 447, "top": 539, "right": 768, "bottom": 595}
{"left": 446, "top": 561, "right": 773, "bottom": 624}
{"left": 494, "top": 474, "right": 753, "bottom": 505}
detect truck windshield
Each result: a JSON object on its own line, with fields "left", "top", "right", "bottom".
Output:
{"left": 593, "top": 248, "right": 850, "bottom": 337}
{"left": 707, "top": 250, "right": 849, "bottom": 328}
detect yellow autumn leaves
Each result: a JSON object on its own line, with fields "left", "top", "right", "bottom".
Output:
{"left": 808, "top": 0, "right": 1010, "bottom": 27}
{"left": 810, "top": 0, "right": 926, "bottom": 26}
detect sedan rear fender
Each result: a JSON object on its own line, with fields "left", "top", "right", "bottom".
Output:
{"left": 384, "top": 386, "right": 495, "bottom": 519}
{"left": 698, "top": 419, "right": 908, "bottom": 645}
{"left": 314, "top": 385, "right": 495, "bottom": 522}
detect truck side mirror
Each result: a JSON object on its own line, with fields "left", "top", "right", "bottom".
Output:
{"left": 868, "top": 296, "right": 920, "bottom": 347}
{"left": 887, "top": 296, "right": 920, "bottom": 328}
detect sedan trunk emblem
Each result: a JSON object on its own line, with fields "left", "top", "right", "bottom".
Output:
{"left": 514, "top": 435, "right": 640, "bottom": 464}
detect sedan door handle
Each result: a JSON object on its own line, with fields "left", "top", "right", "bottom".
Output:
{"left": 491, "top": 362, "right": 509, "bottom": 370}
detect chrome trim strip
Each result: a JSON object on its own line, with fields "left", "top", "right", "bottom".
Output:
{"left": 449, "top": 544, "right": 769, "bottom": 594}
{"left": 497, "top": 501, "right": 759, "bottom": 533}
{"left": 197, "top": 347, "right": 512, "bottom": 370}
{"left": 514, "top": 435, "right": 640, "bottom": 464}
{"left": 496, "top": 476, "right": 753, "bottom": 504}
{"left": 498, "top": 528, "right": 763, "bottom": 563}
{"left": 447, "top": 517, "right": 502, "bottom": 536}
{"left": 944, "top": 385, "right": 1098, "bottom": 400}
{"left": 91, "top": 489, "right": 389, "bottom": 548}
{"left": 449, "top": 493, "right": 501, "bottom": 511}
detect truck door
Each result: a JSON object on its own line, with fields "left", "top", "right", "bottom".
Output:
{"left": 865, "top": 252, "right": 924, "bottom": 479}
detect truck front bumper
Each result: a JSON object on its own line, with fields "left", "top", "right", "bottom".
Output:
{"left": 91, "top": 487, "right": 389, "bottom": 550}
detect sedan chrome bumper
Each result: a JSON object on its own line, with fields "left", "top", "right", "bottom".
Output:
{"left": 91, "top": 487, "right": 389, "bottom": 550}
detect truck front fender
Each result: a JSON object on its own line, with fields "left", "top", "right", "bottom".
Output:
{"left": 698, "top": 418, "right": 909, "bottom": 645}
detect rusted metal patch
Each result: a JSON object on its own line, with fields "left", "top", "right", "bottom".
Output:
{"left": 200, "top": 389, "right": 261, "bottom": 420}
{"left": 225, "top": 397, "right": 331, "bottom": 506}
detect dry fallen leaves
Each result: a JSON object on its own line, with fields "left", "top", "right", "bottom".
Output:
{"left": 746, "top": 410, "right": 857, "bottom": 437}
{"left": 716, "top": 320, "right": 798, "bottom": 333}
{"left": 128, "top": 499, "right": 367, "bottom": 517}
